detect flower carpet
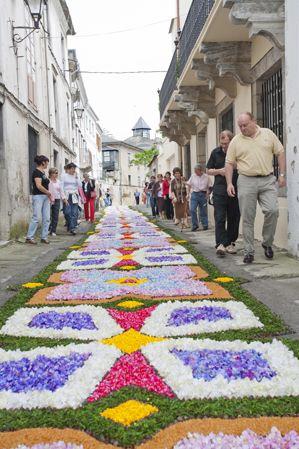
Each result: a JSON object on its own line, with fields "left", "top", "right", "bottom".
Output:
{"left": 0, "top": 207, "right": 298, "bottom": 449}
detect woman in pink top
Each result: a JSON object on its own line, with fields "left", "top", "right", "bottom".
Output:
{"left": 48, "top": 168, "right": 67, "bottom": 236}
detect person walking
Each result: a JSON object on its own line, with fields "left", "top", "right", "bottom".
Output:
{"left": 148, "top": 175, "right": 158, "bottom": 218}
{"left": 162, "top": 171, "right": 174, "bottom": 220}
{"left": 134, "top": 190, "right": 141, "bottom": 205}
{"left": 82, "top": 173, "right": 96, "bottom": 222}
{"left": 48, "top": 168, "right": 67, "bottom": 236}
{"left": 153, "top": 174, "right": 165, "bottom": 219}
{"left": 188, "top": 164, "right": 211, "bottom": 232}
{"left": 104, "top": 188, "right": 112, "bottom": 207}
{"left": 226, "top": 112, "right": 286, "bottom": 264}
{"left": 207, "top": 130, "right": 240, "bottom": 256}
{"left": 170, "top": 167, "right": 189, "bottom": 230}
{"left": 61, "top": 163, "right": 85, "bottom": 235}
{"left": 26, "top": 155, "right": 51, "bottom": 244}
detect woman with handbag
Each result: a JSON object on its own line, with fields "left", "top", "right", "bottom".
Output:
{"left": 82, "top": 173, "right": 96, "bottom": 222}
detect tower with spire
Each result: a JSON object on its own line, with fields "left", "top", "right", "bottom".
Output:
{"left": 132, "top": 117, "right": 151, "bottom": 139}
{"left": 125, "top": 116, "right": 158, "bottom": 150}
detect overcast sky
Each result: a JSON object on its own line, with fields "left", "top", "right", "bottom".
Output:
{"left": 67, "top": 0, "right": 175, "bottom": 140}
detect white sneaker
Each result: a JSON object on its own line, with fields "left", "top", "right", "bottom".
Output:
{"left": 50, "top": 232, "right": 57, "bottom": 237}
{"left": 216, "top": 244, "right": 226, "bottom": 256}
{"left": 226, "top": 244, "right": 237, "bottom": 254}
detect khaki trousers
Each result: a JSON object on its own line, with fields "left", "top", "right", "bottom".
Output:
{"left": 237, "top": 174, "right": 279, "bottom": 255}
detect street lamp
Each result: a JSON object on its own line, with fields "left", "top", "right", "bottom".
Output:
{"left": 74, "top": 107, "right": 84, "bottom": 120}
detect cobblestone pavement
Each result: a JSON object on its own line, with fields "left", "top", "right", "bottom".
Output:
{"left": 0, "top": 220, "right": 91, "bottom": 307}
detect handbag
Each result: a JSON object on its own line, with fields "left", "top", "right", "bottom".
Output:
{"left": 90, "top": 190, "right": 96, "bottom": 199}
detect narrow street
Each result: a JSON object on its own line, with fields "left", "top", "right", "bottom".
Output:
{"left": 1, "top": 207, "right": 299, "bottom": 448}
{"left": 1, "top": 0, "right": 299, "bottom": 447}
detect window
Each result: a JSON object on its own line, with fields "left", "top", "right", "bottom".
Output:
{"left": 261, "top": 68, "right": 283, "bottom": 178}
{"left": 128, "top": 175, "right": 131, "bottom": 186}
{"left": 65, "top": 158, "right": 69, "bottom": 167}
{"left": 220, "top": 107, "right": 234, "bottom": 132}
{"left": 103, "top": 152, "right": 110, "bottom": 162}
{"left": 66, "top": 101, "right": 70, "bottom": 140}
{"left": 25, "top": 6, "right": 37, "bottom": 106}
{"left": 138, "top": 176, "right": 141, "bottom": 187}
{"left": 54, "top": 150, "right": 58, "bottom": 168}
{"left": 28, "top": 126, "right": 39, "bottom": 192}
{"left": 53, "top": 76, "right": 59, "bottom": 132}
{"left": 60, "top": 35, "right": 66, "bottom": 72}
{"left": 128, "top": 152, "right": 131, "bottom": 165}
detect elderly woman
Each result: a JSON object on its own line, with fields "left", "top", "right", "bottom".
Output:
{"left": 170, "top": 167, "right": 189, "bottom": 230}
{"left": 26, "top": 155, "right": 51, "bottom": 244}
{"left": 61, "top": 163, "right": 85, "bottom": 235}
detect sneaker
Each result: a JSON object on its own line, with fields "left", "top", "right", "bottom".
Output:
{"left": 70, "top": 230, "right": 76, "bottom": 235}
{"left": 216, "top": 244, "right": 226, "bottom": 257}
{"left": 203, "top": 226, "right": 208, "bottom": 231}
{"left": 50, "top": 232, "right": 57, "bottom": 237}
{"left": 191, "top": 226, "right": 199, "bottom": 232}
{"left": 243, "top": 254, "right": 254, "bottom": 264}
{"left": 25, "top": 238, "right": 37, "bottom": 245}
{"left": 40, "top": 239, "right": 50, "bottom": 244}
{"left": 226, "top": 244, "right": 237, "bottom": 254}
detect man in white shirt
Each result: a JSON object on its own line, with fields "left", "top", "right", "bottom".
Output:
{"left": 187, "top": 164, "right": 211, "bottom": 231}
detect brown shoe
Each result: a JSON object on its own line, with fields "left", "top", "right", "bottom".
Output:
{"left": 41, "top": 239, "right": 50, "bottom": 244}
{"left": 25, "top": 238, "right": 37, "bottom": 245}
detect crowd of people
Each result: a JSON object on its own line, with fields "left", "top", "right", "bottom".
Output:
{"left": 141, "top": 112, "right": 286, "bottom": 264}
{"left": 25, "top": 112, "right": 286, "bottom": 263}
{"left": 25, "top": 159, "right": 112, "bottom": 244}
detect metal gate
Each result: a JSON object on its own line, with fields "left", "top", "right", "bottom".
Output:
{"left": 261, "top": 68, "right": 283, "bottom": 178}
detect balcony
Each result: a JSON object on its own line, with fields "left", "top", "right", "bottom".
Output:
{"left": 159, "top": 0, "right": 215, "bottom": 118}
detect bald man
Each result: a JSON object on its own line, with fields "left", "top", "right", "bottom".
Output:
{"left": 225, "top": 112, "right": 286, "bottom": 264}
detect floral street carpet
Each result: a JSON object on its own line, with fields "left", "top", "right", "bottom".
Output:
{"left": 0, "top": 207, "right": 298, "bottom": 449}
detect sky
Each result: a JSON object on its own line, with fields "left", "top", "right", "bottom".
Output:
{"left": 67, "top": 0, "right": 175, "bottom": 140}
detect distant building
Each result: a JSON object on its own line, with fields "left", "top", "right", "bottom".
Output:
{"left": 102, "top": 117, "right": 160, "bottom": 204}
{"left": 68, "top": 49, "right": 102, "bottom": 182}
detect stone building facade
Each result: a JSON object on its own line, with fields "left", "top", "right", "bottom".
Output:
{"left": 158, "top": 0, "right": 295, "bottom": 253}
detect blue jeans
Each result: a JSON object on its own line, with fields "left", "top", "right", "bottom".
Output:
{"left": 146, "top": 192, "right": 151, "bottom": 207}
{"left": 63, "top": 194, "right": 79, "bottom": 232}
{"left": 150, "top": 196, "right": 158, "bottom": 217}
{"left": 27, "top": 195, "right": 50, "bottom": 240}
{"left": 190, "top": 191, "right": 208, "bottom": 228}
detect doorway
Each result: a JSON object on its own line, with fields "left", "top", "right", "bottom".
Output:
{"left": 28, "top": 126, "right": 38, "bottom": 193}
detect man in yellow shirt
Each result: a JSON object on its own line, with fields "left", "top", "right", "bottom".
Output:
{"left": 225, "top": 112, "right": 286, "bottom": 264}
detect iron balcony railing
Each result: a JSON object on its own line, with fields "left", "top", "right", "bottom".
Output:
{"left": 159, "top": 0, "right": 215, "bottom": 118}
{"left": 159, "top": 49, "right": 178, "bottom": 121}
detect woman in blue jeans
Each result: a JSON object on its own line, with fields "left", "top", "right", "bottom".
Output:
{"left": 26, "top": 155, "right": 51, "bottom": 244}
{"left": 61, "top": 163, "right": 85, "bottom": 235}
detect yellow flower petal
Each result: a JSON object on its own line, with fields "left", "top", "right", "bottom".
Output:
{"left": 22, "top": 282, "right": 44, "bottom": 288}
{"left": 214, "top": 277, "right": 234, "bottom": 283}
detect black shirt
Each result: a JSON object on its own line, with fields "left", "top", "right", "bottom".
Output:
{"left": 206, "top": 147, "right": 238, "bottom": 194}
{"left": 32, "top": 169, "right": 49, "bottom": 195}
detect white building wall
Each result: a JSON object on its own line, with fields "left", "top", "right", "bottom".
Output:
{"left": 285, "top": 0, "right": 299, "bottom": 257}
{"left": 0, "top": 0, "right": 74, "bottom": 240}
